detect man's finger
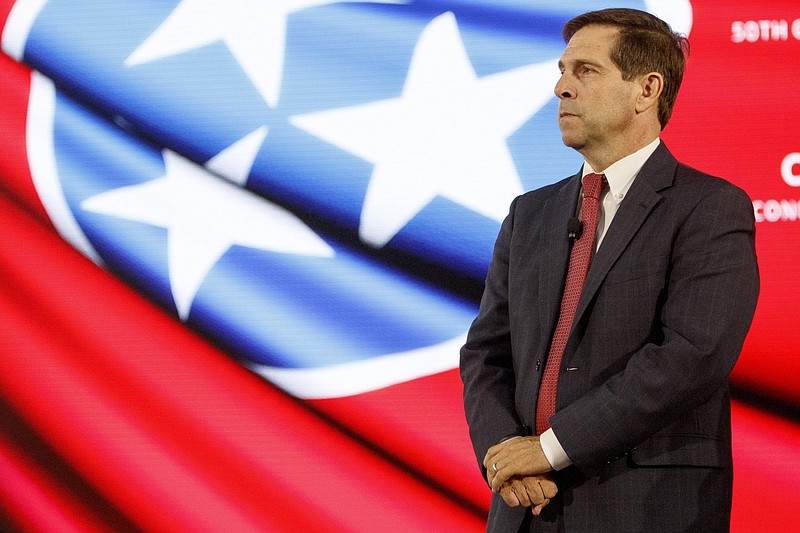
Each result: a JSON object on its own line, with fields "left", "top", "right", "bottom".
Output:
{"left": 539, "top": 477, "right": 558, "bottom": 499}
{"left": 491, "top": 467, "right": 512, "bottom": 492}
{"left": 522, "top": 477, "right": 545, "bottom": 505}
{"left": 486, "top": 462, "right": 499, "bottom": 490}
{"left": 483, "top": 435, "right": 523, "bottom": 468}
{"left": 510, "top": 479, "right": 532, "bottom": 507}
{"left": 483, "top": 444, "right": 503, "bottom": 469}
{"left": 499, "top": 486, "right": 521, "bottom": 507}
{"left": 483, "top": 447, "right": 502, "bottom": 471}
{"left": 532, "top": 498, "right": 551, "bottom": 516}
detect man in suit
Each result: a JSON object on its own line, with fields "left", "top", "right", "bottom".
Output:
{"left": 460, "top": 8, "right": 759, "bottom": 532}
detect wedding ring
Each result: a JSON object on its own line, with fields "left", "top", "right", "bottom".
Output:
{"left": 492, "top": 463, "right": 498, "bottom": 473}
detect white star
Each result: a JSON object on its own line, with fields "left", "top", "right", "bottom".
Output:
{"left": 125, "top": 0, "right": 405, "bottom": 107}
{"left": 81, "top": 139, "right": 334, "bottom": 320}
{"left": 289, "top": 12, "right": 560, "bottom": 247}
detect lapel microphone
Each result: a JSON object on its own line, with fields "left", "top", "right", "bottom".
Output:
{"left": 567, "top": 217, "right": 583, "bottom": 240}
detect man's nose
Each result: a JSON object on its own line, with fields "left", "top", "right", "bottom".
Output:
{"left": 554, "top": 75, "right": 574, "bottom": 99}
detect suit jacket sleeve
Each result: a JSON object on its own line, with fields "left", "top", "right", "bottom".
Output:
{"left": 460, "top": 195, "right": 526, "bottom": 476}
{"left": 549, "top": 178, "right": 760, "bottom": 473}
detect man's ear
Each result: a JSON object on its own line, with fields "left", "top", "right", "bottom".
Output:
{"left": 636, "top": 72, "right": 663, "bottom": 114}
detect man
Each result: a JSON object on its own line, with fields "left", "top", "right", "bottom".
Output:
{"left": 460, "top": 8, "right": 759, "bottom": 532}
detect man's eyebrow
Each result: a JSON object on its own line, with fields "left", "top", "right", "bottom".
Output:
{"left": 561, "top": 58, "right": 604, "bottom": 70}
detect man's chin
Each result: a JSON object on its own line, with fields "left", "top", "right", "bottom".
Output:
{"left": 560, "top": 134, "right": 585, "bottom": 152}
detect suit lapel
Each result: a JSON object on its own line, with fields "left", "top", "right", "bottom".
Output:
{"left": 570, "top": 143, "right": 677, "bottom": 335}
{"left": 539, "top": 172, "right": 582, "bottom": 340}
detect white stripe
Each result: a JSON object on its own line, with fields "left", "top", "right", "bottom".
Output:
{"left": 27, "top": 71, "right": 103, "bottom": 264}
{"left": 247, "top": 332, "right": 466, "bottom": 399}
{"left": 1, "top": 0, "right": 49, "bottom": 61}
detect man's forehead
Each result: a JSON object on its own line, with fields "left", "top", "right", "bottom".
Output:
{"left": 560, "top": 24, "right": 619, "bottom": 63}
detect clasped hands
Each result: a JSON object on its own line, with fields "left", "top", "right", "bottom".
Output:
{"left": 483, "top": 436, "right": 557, "bottom": 514}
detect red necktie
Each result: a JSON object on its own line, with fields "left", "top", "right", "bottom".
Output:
{"left": 536, "top": 173, "right": 605, "bottom": 434}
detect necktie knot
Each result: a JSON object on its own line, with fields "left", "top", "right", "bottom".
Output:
{"left": 582, "top": 173, "right": 605, "bottom": 200}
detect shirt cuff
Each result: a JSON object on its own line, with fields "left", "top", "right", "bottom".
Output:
{"left": 539, "top": 428, "right": 573, "bottom": 471}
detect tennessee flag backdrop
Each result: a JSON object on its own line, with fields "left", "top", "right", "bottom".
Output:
{"left": 0, "top": 0, "right": 798, "bottom": 531}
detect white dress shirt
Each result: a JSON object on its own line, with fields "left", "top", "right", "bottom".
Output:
{"left": 539, "top": 137, "right": 661, "bottom": 471}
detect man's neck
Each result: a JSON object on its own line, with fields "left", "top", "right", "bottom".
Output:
{"left": 581, "top": 131, "right": 661, "bottom": 173}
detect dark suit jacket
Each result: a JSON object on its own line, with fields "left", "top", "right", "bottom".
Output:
{"left": 460, "top": 143, "right": 759, "bottom": 532}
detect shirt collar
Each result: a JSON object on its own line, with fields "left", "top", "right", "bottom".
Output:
{"left": 581, "top": 138, "right": 661, "bottom": 205}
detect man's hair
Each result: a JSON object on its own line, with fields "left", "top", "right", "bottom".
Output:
{"left": 563, "top": 8, "right": 690, "bottom": 129}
